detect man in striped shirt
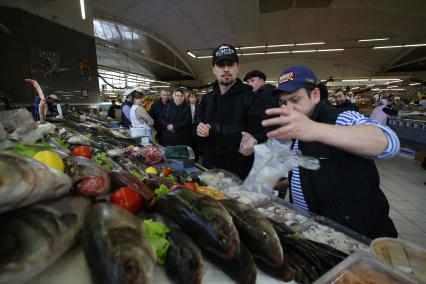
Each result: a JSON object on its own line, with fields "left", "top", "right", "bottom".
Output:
{"left": 262, "top": 66, "right": 399, "bottom": 238}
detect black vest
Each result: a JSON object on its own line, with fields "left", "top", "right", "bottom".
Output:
{"left": 293, "top": 101, "right": 396, "bottom": 238}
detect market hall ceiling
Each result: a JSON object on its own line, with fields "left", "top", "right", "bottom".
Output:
{"left": 93, "top": 0, "right": 426, "bottom": 83}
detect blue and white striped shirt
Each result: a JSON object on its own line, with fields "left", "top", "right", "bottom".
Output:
{"left": 291, "top": 110, "right": 400, "bottom": 211}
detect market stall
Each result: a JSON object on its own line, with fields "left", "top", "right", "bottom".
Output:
{"left": 0, "top": 109, "right": 424, "bottom": 284}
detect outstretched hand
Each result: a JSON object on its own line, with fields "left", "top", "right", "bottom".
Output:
{"left": 262, "top": 105, "right": 320, "bottom": 142}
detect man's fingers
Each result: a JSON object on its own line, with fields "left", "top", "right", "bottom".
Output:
{"left": 262, "top": 116, "right": 290, "bottom": 127}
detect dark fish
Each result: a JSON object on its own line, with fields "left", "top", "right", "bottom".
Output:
{"left": 143, "top": 175, "right": 175, "bottom": 191}
{"left": 0, "top": 151, "right": 72, "bottom": 213}
{"left": 205, "top": 242, "right": 256, "bottom": 284}
{"left": 255, "top": 258, "right": 294, "bottom": 282}
{"left": 110, "top": 170, "right": 155, "bottom": 209}
{"left": 82, "top": 202, "right": 156, "bottom": 284}
{"left": 150, "top": 213, "right": 204, "bottom": 284}
{"left": 156, "top": 188, "right": 240, "bottom": 259}
{"left": 0, "top": 195, "right": 90, "bottom": 284}
{"left": 64, "top": 156, "right": 111, "bottom": 197}
{"left": 220, "top": 199, "right": 284, "bottom": 267}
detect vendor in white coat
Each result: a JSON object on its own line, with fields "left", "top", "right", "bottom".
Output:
{"left": 130, "top": 91, "right": 154, "bottom": 138}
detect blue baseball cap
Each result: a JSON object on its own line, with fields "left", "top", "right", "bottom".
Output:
{"left": 273, "top": 66, "right": 317, "bottom": 94}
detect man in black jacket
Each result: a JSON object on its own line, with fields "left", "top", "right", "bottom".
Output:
{"left": 262, "top": 66, "right": 400, "bottom": 238}
{"left": 150, "top": 88, "right": 170, "bottom": 145}
{"left": 243, "top": 70, "right": 279, "bottom": 145}
{"left": 195, "top": 44, "right": 259, "bottom": 179}
{"left": 334, "top": 89, "right": 359, "bottom": 111}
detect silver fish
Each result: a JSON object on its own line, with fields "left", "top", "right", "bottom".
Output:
{"left": 82, "top": 203, "right": 156, "bottom": 284}
{"left": 0, "top": 151, "right": 72, "bottom": 213}
{"left": 0, "top": 195, "right": 91, "bottom": 284}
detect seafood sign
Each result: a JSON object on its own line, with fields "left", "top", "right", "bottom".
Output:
{"left": 82, "top": 203, "right": 156, "bottom": 284}
{"left": 0, "top": 195, "right": 91, "bottom": 284}
{"left": 0, "top": 151, "right": 72, "bottom": 213}
{"left": 64, "top": 156, "right": 111, "bottom": 196}
{"left": 156, "top": 188, "right": 240, "bottom": 259}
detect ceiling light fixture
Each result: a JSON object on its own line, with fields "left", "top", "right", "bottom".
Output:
{"left": 409, "top": 82, "right": 421, "bottom": 85}
{"left": 239, "top": 45, "right": 266, "bottom": 49}
{"left": 291, "top": 49, "right": 316, "bottom": 53}
{"left": 373, "top": 45, "right": 403, "bottom": 49}
{"left": 358, "top": 38, "right": 390, "bottom": 42}
{"left": 241, "top": 52, "right": 266, "bottom": 56}
{"left": 373, "top": 43, "right": 426, "bottom": 49}
{"left": 197, "top": 55, "right": 213, "bottom": 59}
{"left": 296, "top": 42, "right": 325, "bottom": 46}
{"left": 268, "top": 44, "right": 295, "bottom": 48}
{"left": 317, "top": 48, "right": 344, "bottom": 52}
{"left": 79, "top": 0, "right": 86, "bottom": 20}
{"left": 186, "top": 51, "right": 196, "bottom": 58}
{"left": 266, "top": 51, "right": 291, "bottom": 54}
{"left": 404, "top": 43, "right": 426, "bottom": 47}
{"left": 151, "top": 85, "right": 171, "bottom": 88}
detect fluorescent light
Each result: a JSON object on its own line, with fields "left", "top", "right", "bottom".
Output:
{"left": 358, "top": 38, "right": 389, "bottom": 42}
{"left": 390, "top": 88, "right": 405, "bottom": 91}
{"left": 342, "top": 79, "right": 364, "bottom": 82}
{"left": 291, "top": 49, "right": 316, "bottom": 53}
{"left": 371, "top": 78, "right": 400, "bottom": 81}
{"left": 266, "top": 51, "right": 290, "bottom": 54}
{"left": 372, "top": 88, "right": 405, "bottom": 91}
{"left": 409, "top": 82, "right": 421, "bottom": 85}
{"left": 197, "top": 55, "right": 213, "bottom": 59}
{"left": 151, "top": 85, "right": 171, "bottom": 88}
{"left": 239, "top": 45, "right": 266, "bottom": 49}
{"left": 404, "top": 43, "right": 426, "bottom": 47}
{"left": 373, "top": 45, "right": 403, "bottom": 49}
{"left": 387, "top": 86, "right": 399, "bottom": 88}
{"left": 296, "top": 42, "right": 325, "bottom": 46}
{"left": 241, "top": 52, "right": 265, "bottom": 56}
{"left": 268, "top": 44, "right": 295, "bottom": 48}
{"left": 317, "top": 48, "right": 344, "bottom": 52}
{"left": 80, "top": 0, "right": 86, "bottom": 20}
{"left": 265, "top": 80, "right": 277, "bottom": 83}
{"left": 186, "top": 51, "right": 196, "bottom": 58}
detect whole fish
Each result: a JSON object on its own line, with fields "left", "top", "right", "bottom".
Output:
{"left": 82, "top": 203, "right": 156, "bottom": 284}
{"left": 64, "top": 156, "right": 111, "bottom": 197}
{"left": 204, "top": 242, "right": 256, "bottom": 284}
{"left": 0, "top": 195, "right": 91, "bottom": 284}
{"left": 0, "top": 151, "right": 72, "bottom": 213}
{"left": 150, "top": 213, "right": 204, "bottom": 284}
{"left": 220, "top": 199, "right": 284, "bottom": 267}
{"left": 156, "top": 188, "right": 240, "bottom": 259}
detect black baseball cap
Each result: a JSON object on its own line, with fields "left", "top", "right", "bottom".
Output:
{"left": 243, "top": 70, "right": 266, "bottom": 82}
{"left": 212, "top": 44, "right": 239, "bottom": 65}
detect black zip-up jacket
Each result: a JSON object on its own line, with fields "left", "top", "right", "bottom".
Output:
{"left": 247, "top": 83, "right": 279, "bottom": 144}
{"left": 195, "top": 79, "right": 259, "bottom": 179}
{"left": 335, "top": 100, "right": 359, "bottom": 112}
{"left": 292, "top": 101, "right": 397, "bottom": 238}
{"left": 160, "top": 102, "right": 191, "bottom": 146}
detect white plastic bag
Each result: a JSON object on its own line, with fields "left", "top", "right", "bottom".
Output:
{"left": 242, "top": 139, "right": 320, "bottom": 196}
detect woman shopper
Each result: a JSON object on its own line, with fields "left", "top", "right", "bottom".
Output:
{"left": 129, "top": 91, "right": 154, "bottom": 138}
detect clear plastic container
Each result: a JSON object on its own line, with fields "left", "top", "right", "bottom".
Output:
{"left": 198, "top": 169, "right": 242, "bottom": 190}
{"left": 370, "top": 237, "right": 426, "bottom": 282}
{"left": 314, "top": 251, "right": 420, "bottom": 284}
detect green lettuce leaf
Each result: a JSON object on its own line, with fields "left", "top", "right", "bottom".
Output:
{"left": 143, "top": 219, "right": 170, "bottom": 265}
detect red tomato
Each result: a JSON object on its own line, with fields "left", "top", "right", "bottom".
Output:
{"left": 183, "top": 182, "right": 197, "bottom": 190}
{"left": 161, "top": 167, "right": 172, "bottom": 177}
{"left": 71, "top": 146, "right": 93, "bottom": 159}
{"left": 110, "top": 187, "right": 143, "bottom": 214}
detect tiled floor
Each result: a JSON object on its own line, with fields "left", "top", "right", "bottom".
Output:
{"left": 376, "top": 155, "right": 426, "bottom": 248}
